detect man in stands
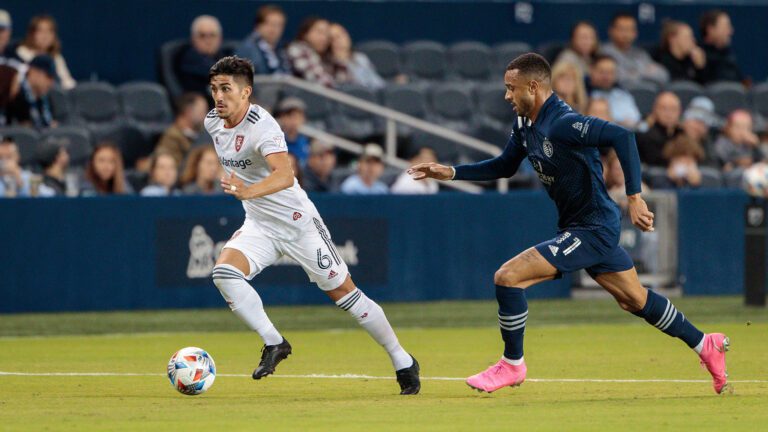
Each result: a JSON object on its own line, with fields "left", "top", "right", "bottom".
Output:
{"left": 588, "top": 54, "right": 641, "bottom": 129}
{"left": 5, "top": 55, "right": 56, "bottom": 128}
{"left": 236, "top": 5, "right": 290, "bottom": 75}
{"left": 340, "top": 144, "right": 389, "bottom": 194}
{"left": 274, "top": 97, "right": 311, "bottom": 166}
{"left": 36, "top": 137, "right": 70, "bottom": 197}
{"left": 601, "top": 12, "right": 668, "bottom": 86}
{"left": 0, "top": 10, "right": 13, "bottom": 57}
{"left": 699, "top": 10, "right": 744, "bottom": 84}
{"left": 156, "top": 93, "right": 209, "bottom": 165}
{"left": 0, "top": 136, "right": 34, "bottom": 197}
{"left": 176, "top": 15, "right": 231, "bottom": 97}
{"left": 302, "top": 140, "right": 339, "bottom": 193}
{"left": 636, "top": 92, "right": 685, "bottom": 167}
{"left": 715, "top": 110, "right": 763, "bottom": 171}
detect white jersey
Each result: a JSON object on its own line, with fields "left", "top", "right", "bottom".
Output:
{"left": 205, "top": 104, "right": 320, "bottom": 241}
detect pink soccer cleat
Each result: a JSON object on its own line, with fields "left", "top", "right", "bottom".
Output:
{"left": 466, "top": 359, "right": 526, "bottom": 393}
{"left": 699, "top": 333, "right": 731, "bottom": 394}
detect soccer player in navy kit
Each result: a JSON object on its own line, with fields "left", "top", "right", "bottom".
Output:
{"left": 409, "top": 53, "right": 730, "bottom": 394}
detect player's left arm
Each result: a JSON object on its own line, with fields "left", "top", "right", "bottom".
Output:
{"left": 221, "top": 152, "right": 294, "bottom": 200}
{"left": 551, "top": 114, "right": 654, "bottom": 232}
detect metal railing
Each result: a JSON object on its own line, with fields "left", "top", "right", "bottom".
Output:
{"left": 252, "top": 75, "right": 508, "bottom": 193}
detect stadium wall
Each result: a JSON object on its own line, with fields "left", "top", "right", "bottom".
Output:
{"left": 4, "top": 0, "right": 767, "bottom": 84}
{"left": 0, "top": 191, "right": 757, "bottom": 314}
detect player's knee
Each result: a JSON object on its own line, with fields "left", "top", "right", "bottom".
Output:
{"left": 494, "top": 266, "right": 521, "bottom": 287}
{"left": 211, "top": 265, "right": 248, "bottom": 306}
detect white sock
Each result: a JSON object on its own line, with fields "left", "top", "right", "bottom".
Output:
{"left": 502, "top": 356, "right": 525, "bottom": 366}
{"left": 336, "top": 288, "right": 413, "bottom": 370}
{"left": 212, "top": 264, "right": 283, "bottom": 345}
{"left": 693, "top": 336, "right": 705, "bottom": 354}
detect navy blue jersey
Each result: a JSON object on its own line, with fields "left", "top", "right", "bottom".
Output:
{"left": 454, "top": 93, "right": 642, "bottom": 233}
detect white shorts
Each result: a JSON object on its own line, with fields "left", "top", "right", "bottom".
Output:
{"left": 223, "top": 216, "right": 349, "bottom": 291}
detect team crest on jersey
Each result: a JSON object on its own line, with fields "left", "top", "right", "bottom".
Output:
{"left": 543, "top": 138, "right": 553, "bottom": 158}
{"left": 293, "top": 212, "right": 302, "bottom": 221}
{"left": 235, "top": 135, "right": 245, "bottom": 152}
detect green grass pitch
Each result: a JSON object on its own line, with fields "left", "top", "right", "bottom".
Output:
{"left": 1, "top": 296, "right": 767, "bottom": 431}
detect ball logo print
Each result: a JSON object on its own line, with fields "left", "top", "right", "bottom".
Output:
{"left": 167, "top": 347, "right": 216, "bottom": 395}
{"left": 235, "top": 135, "right": 245, "bottom": 152}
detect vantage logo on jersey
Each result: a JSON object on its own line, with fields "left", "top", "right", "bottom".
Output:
{"left": 235, "top": 135, "right": 245, "bottom": 152}
{"left": 220, "top": 157, "right": 253, "bottom": 169}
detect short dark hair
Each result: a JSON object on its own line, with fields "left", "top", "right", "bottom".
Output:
{"left": 700, "top": 9, "right": 726, "bottom": 38}
{"left": 592, "top": 53, "right": 617, "bottom": 66}
{"left": 209, "top": 56, "right": 254, "bottom": 88}
{"left": 610, "top": 11, "right": 635, "bottom": 27}
{"left": 506, "top": 53, "right": 551, "bottom": 82}
{"left": 295, "top": 16, "right": 327, "bottom": 43}
{"left": 174, "top": 92, "right": 205, "bottom": 115}
{"left": 254, "top": 5, "right": 284, "bottom": 26}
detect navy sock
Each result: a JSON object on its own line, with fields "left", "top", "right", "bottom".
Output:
{"left": 632, "top": 289, "right": 704, "bottom": 348}
{"left": 496, "top": 285, "right": 527, "bottom": 360}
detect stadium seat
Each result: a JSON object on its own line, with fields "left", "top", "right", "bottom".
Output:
{"left": 750, "top": 83, "right": 768, "bottom": 118}
{"left": 536, "top": 41, "right": 564, "bottom": 64}
{"left": 281, "top": 89, "right": 334, "bottom": 130}
{"left": 429, "top": 83, "right": 476, "bottom": 134}
{"left": 41, "top": 126, "right": 93, "bottom": 167}
{"left": 699, "top": 166, "right": 723, "bottom": 188}
{"left": 410, "top": 131, "right": 461, "bottom": 164}
{"left": 474, "top": 82, "right": 514, "bottom": 125}
{"left": 707, "top": 82, "right": 749, "bottom": 117}
{"left": 356, "top": 40, "right": 402, "bottom": 80}
{"left": 253, "top": 82, "right": 283, "bottom": 112}
{"left": 49, "top": 86, "right": 75, "bottom": 124}
{"left": 626, "top": 81, "right": 659, "bottom": 117}
{"left": 382, "top": 84, "right": 429, "bottom": 137}
{"left": 643, "top": 166, "right": 668, "bottom": 189}
{"left": 449, "top": 41, "right": 493, "bottom": 81}
{"left": 665, "top": 80, "right": 705, "bottom": 109}
{"left": 493, "top": 42, "right": 532, "bottom": 73}
{"left": 118, "top": 82, "right": 174, "bottom": 141}
{"left": 402, "top": 41, "right": 448, "bottom": 81}
{"left": 329, "top": 85, "right": 382, "bottom": 141}
{"left": 0, "top": 127, "right": 41, "bottom": 167}
{"left": 157, "top": 39, "right": 188, "bottom": 101}
{"left": 723, "top": 167, "right": 744, "bottom": 188}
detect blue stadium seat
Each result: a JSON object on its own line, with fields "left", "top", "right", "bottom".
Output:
{"left": 157, "top": 39, "right": 188, "bottom": 101}
{"left": 536, "top": 41, "right": 565, "bottom": 64}
{"left": 751, "top": 83, "right": 768, "bottom": 118}
{"left": 493, "top": 42, "right": 532, "bottom": 74}
{"left": 49, "top": 86, "right": 75, "bottom": 124}
{"left": 449, "top": 41, "right": 493, "bottom": 81}
{"left": 699, "top": 166, "right": 723, "bottom": 188}
{"left": 707, "top": 82, "right": 749, "bottom": 117}
{"left": 429, "top": 83, "right": 476, "bottom": 134}
{"left": 723, "top": 167, "right": 745, "bottom": 188}
{"left": 329, "top": 85, "right": 382, "bottom": 141}
{"left": 665, "top": 80, "right": 705, "bottom": 110}
{"left": 280, "top": 89, "right": 334, "bottom": 130}
{"left": 118, "top": 82, "right": 173, "bottom": 138}
{"left": 0, "top": 127, "right": 41, "bottom": 167}
{"left": 403, "top": 41, "right": 448, "bottom": 81}
{"left": 382, "top": 84, "right": 429, "bottom": 137}
{"left": 355, "top": 40, "right": 402, "bottom": 80}
{"left": 626, "top": 81, "right": 660, "bottom": 117}
{"left": 41, "top": 126, "right": 93, "bottom": 168}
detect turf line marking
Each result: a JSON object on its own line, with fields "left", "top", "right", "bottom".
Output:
{"left": 1, "top": 371, "right": 766, "bottom": 384}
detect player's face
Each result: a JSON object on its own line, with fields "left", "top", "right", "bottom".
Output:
{"left": 504, "top": 69, "right": 535, "bottom": 117}
{"left": 210, "top": 75, "right": 251, "bottom": 119}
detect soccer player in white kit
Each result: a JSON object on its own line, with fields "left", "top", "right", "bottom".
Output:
{"left": 205, "top": 56, "right": 420, "bottom": 395}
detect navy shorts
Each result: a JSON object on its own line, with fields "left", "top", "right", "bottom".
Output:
{"left": 534, "top": 228, "right": 634, "bottom": 278}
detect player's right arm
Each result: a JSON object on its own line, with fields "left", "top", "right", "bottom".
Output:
{"left": 409, "top": 133, "right": 526, "bottom": 182}
{"left": 221, "top": 152, "right": 294, "bottom": 200}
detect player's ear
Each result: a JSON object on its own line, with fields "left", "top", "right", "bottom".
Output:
{"left": 529, "top": 79, "right": 538, "bottom": 94}
{"left": 242, "top": 85, "right": 253, "bottom": 101}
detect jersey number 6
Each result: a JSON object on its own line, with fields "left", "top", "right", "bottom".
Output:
{"left": 316, "top": 248, "right": 332, "bottom": 269}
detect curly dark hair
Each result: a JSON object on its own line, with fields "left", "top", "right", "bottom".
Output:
{"left": 208, "top": 56, "right": 255, "bottom": 88}
{"left": 506, "top": 53, "right": 551, "bottom": 83}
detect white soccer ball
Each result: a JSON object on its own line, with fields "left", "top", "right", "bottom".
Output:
{"left": 742, "top": 163, "right": 768, "bottom": 198}
{"left": 167, "top": 347, "right": 216, "bottom": 395}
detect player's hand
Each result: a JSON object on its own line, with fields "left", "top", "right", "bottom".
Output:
{"left": 407, "top": 162, "right": 454, "bottom": 181}
{"left": 221, "top": 171, "right": 249, "bottom": 200}
{"left": 628, "top": 194, "right": 655, "bottom": 232}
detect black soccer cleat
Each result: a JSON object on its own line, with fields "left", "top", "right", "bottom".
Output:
{"left": 252, "top": 338, "right": 292, "bottom": 380}
{"left": 395, "top": 355, "right": 421, "bottom": 395}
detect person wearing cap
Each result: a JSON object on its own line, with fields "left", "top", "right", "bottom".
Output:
{"left": 274, "top": 97, "right": 311, "bottom": 165}
{"left": 5, "top": 54, "right": 57, "bottom": 128}
{"left": 302, "top": 139, "right": 339, "bottom": 192}
{"left": 36, "top": 137, "right": 70, "bottom": 197}
{"left": 340, "top": 143, "right": 389, "bottom": 195}
{"left": 714, "top": 109, "right": 763, "bottom": 171}
{"left": 681, "top": 96, "right": 718, "bottom": 164}
{"left": 0, "top": 137, "right": 35, "bottom": 197}
{"left": 0, "top": 9, "right": 13, "bottom": 58}
{"left": 636, "top": 92, "right": 685, "bottom": 167}
{"left": 16, "top": 15, "right": 76, "bottom": 90}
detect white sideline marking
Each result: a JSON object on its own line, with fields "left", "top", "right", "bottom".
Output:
{"left": 0, "top": 371, "right": 766, "bottom": 384}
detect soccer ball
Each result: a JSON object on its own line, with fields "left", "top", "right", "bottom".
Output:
{"left": 167, "top": 347, "right": 216, "bottom": 395}
{"left": 742, "top": 163, "right": 768, "bottom": 198}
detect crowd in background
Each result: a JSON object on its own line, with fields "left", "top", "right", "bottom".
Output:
{"left": 0, "top": 5, "right": 766, "bottom": 198}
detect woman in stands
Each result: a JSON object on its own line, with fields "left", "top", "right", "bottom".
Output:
{"left": 551, "top": 61, "right": 588, "bottom": 113}
{"left": 554, "top": 21, "right": 599, "bottom": 77}
{"left": 328, "top": 23, "right": 384, "bottom": 90}
{"left": 16, "top": 15, "right": 76, "bottom": 90}
{"left": 657, "top": 20, "right": 707, "bottom": 83}
{"left": 80, "top": 142, "right": 133, "bottom": 196}
{"left": 180, "top": 145, "right": 224, "bottom": 195}
{"left": 140, "top": 151, "right": 181, "bottom": 196}
{"left": 287, "top": 17, "right": 345, "bottom": 87}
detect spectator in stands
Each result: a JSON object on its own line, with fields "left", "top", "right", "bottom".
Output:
{"left": 554, "top": 21, "right": 598, "bottom": 77}
{"left": 156, "top": 93, "right": 208, "bottom": 165}
{"left": 0, "top": 62, "right": 21, "bottom": 125}
{"left": 588, "top": 54, "right": 641, "bottom": 128}
{"left": 714, "top": 109, "right": 762, "bottom": 171}
{"left": 5, "top": 55, "right": 56, "bottom": 129}
{"left": 0, "top": 10, "right": 13, "bottom": 57}
{"left": 236, "top": 5, "right": 290, "bottom": 75}
{"left": 699, "top": 10, "right": 744, "bottom": 84}
{"left": 79, "top": 142, "right": 132, "bottom": 196}
{"left": 177, "top": 15, "right": 229, "bottom": 96}
{"left": 303, "top": 139, "right": 338, "bottom": 193}
{"left": 658, "top": 134, "right": 705, "bottom": 189}
{"left": 340, "top": 143, "right": 388, "bottom": 194}
{"left": 392, "top": 147, "right": 439, "bottom": 194}
{"left": 657, "top": 20, "right": 706, "bottom": 83}
{"left": 602, "top": 148, "right": 651, "bottom": 202}
{"left": 273, "top": 97, "right": 311, "bottom": 165}
{"left": 287, "top": 152, "right": 304, "bottom": 187}
{"left": 681, "top": 96, "right": 718, "bottom": 163}
{"left": 586, "top": 98, "right": 613, "bottom": 122}
{"left": 636, "top": 92, "right": 684, "bottom": 166}
{"left": 0, "top": 137, "right": 34, "bottom": 197}
{"left": 551, "top": 61, "right": 587, "bottom": 113}
{"left": 16, "top": 15, "right": 75, "bottom": 90}
{"left": 180, "top": 145, "right": 223, "bottom": 195}
{"left": 36, "top": 138, "right": 70, "bottom": 197}
{"left": 287, "top": 17, "right": 340, "bottom": 88}
{"left": 601, "top": 12, "right": 668, "bottom": 86}
{"left": 328, "top": 23, "right": 384, "bottom": 90}
{"left": 140, "top": 152, "right": 180, "bottom": 196}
